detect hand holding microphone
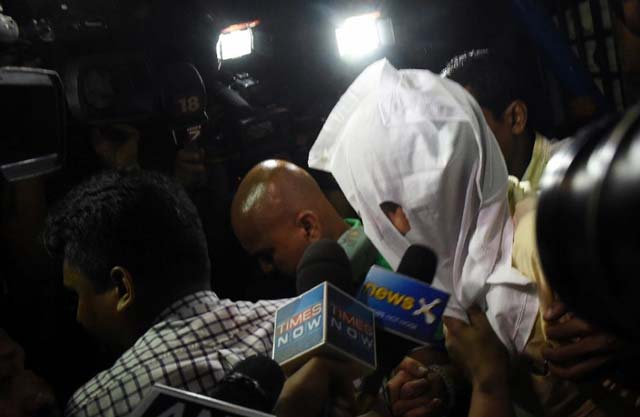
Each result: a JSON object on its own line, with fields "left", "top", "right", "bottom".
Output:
{"left": 274, "top": 357, "right": 357, "bottom": 417}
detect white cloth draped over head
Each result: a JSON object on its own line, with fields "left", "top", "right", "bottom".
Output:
{"left": 308, "top": 60, "right": 538, "bottom": 354}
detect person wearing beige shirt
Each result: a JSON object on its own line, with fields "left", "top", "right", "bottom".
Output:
{"left": 512, "top": 199, "right": 632, "bottom": 417}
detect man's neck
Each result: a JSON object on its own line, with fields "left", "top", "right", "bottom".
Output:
{"left": 325, "top": 212, "right": 350, "bottom": 241}
{"left": 107, "top": 283, "right": 211, "bottom": 356}
{"left": 510, "top": 131, "right": 536, "bottom": 179}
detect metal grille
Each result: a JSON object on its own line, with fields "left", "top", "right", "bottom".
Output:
{"left": 552, "top": 0, "right": 626, "bottom": 110}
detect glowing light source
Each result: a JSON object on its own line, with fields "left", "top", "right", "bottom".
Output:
{"left": 216, "top": 20, "right": 260, "bottom": 61}
{"left": 335, "top": 12, "right": 382, "bottom": 59}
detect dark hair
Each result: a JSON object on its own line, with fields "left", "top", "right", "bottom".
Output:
{"left": 441, "top": 49, "right": 532, "bottom": 122}
{"left": 44, "top": 170, "right": 211, "bottom": 293}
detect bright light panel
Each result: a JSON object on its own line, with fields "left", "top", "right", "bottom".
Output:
{"left": 335, "top": 12, "right": 381, "bottom": 59}
{"left": 217, "top": 28, "right": 253, "bottom": 61}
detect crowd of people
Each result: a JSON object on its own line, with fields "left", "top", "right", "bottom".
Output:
{"left": 1, "top": 15, "right": 640, "bottom": 417}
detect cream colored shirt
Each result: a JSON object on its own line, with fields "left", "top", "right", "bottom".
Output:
{"left": 508, "top": 132, "right": 561, "bottom": 215}
{"left": 511, "top": 207, "right": 609, "bottom": 417}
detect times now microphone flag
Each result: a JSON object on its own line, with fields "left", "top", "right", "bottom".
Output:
{"left": 272, "top": 282, "right": 376, "bottom": 375}
{"left": 358, "top": 266, "right": 449, "bottom": 345}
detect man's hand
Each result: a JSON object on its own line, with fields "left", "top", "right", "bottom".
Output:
{"left": 444, "top": 306, "right": 509, "bottom": 388}
{"left": 444, "top": 307, "right": 513, "bottom": 417}
{"left": 90, "top": 125, "right": 140, "bottom": 170}
{"left": 386, "top": 357, "right": 445, "bottom": 417}
{"left": 542, "top": 301, "right": 621, "bottom": 380}
{"left": 174, "top": 149, "right": 207, "bottom": 189}
{"left": 0, "top": 330, "right": 58, "bottom": 417}
{"left": 274, "top": 357, "right": 355, "bottom": 417}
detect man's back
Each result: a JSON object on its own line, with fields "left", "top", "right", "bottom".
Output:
{"left": 65, "top": 291, "right": 286, "bottom": 417}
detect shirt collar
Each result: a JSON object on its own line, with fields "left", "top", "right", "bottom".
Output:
{"left": 153, "top": 290, "right": 220, "bottom": 324}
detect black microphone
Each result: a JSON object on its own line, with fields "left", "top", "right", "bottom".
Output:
{"left": 210, "top": 355, "right": 285, "bottom": 413}
{"left": 294, "top": 240, "right": 373, "bottom": 417}
{"left": 296, "top": 239, "right": 355, "bottom": 295}
{"left": 377, "top": 244, "right": 439, "bottom": 369}
{"left": 397, "top": 244, "right": 438, "bottom": 285}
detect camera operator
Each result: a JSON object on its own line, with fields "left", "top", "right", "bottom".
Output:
{"left": 88, "top": 123, "right": 204, "bottom": 188}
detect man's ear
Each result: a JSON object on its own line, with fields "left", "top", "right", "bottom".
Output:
{"left": 111, "top": 266, "right": 135, "bottom": 313}
{"left": 505, "top": 100, "right": 528, "bottom": 136}
{"left": 296, "top": 210, "right": 322, "bottom": 241}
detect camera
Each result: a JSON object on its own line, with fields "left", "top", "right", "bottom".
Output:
{"left": 0, "top": 0, "right": 297, "bottom": 180}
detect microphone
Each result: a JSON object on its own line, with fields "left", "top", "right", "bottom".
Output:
{"left": 397, "top": 245, "right": 438, "bottom": 284}
{"left": 272, "top": 240, "right": 376, "bottom": 377}
{"left": 296, "top": 239, "right": 355, "bottom": 295}
{"left": 210, "top": 355, "right": 285, "bottom": 413}
{"left": 358, "top": 245, "right": 448, "bottom": 347}
{"left": 357, "top": 245, "right": 448, "bottom": 401}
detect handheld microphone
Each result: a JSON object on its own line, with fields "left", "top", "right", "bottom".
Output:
{"left": 272, "top": 240, "right": 376, "bottom": 377}
{"left": 358, "top": 245, "right": 448, "bottom": 401}
{"left": 358, "top": 245, "right": 448, "bottom": 347}
{"left": 296, "top": 239, "right": 356, "bottom": 295}
{"left": 210, "top": 355, "right": 285, "bottom": 413}
{"left": 397, "top": 244, "right": 439, "bottom": 284}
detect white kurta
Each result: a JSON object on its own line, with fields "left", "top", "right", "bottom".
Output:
{"left": 309, "top": 59, "right": 538, "bottom": 354}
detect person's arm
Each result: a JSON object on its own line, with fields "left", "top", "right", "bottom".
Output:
{"left": 273, "top": 357, "right": 356, "bottom": 417}
{"left": 466, "top": 374, "right": 512, "bottom": 417}
{"left": 444, "top": 306, "right": 513, "bottom": 417}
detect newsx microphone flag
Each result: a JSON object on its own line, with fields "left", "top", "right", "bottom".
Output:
{"left": 358, "top": 246, "right": 449, "bottom": 345}
{"left": 274, "top": 240, "right": 376, "bottom": 375}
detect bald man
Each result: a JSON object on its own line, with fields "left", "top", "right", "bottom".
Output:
{"left": 232, "top": 160, "right": 388, "bottom": 278}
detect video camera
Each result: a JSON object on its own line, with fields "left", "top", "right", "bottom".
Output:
{"left": 0, "top": 0, "right": 296, "bottom": 182}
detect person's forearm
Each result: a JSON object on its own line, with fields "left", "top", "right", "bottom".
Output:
{"left": 468, "top": 378, "right": 514, "bottom": 417}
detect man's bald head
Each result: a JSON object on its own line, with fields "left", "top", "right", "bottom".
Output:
{"left": 232, "top": 160, "right": 327, "bottom": 222}
{"left": 231, "top": 160, "right": 347, "bottom": 276}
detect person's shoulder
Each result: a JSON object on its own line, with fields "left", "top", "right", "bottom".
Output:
{"left": 237, "top": 298, "right": 292, "bottom": 312}
{"left": 210, "top": 298, "right": 291, "bottom": 323}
